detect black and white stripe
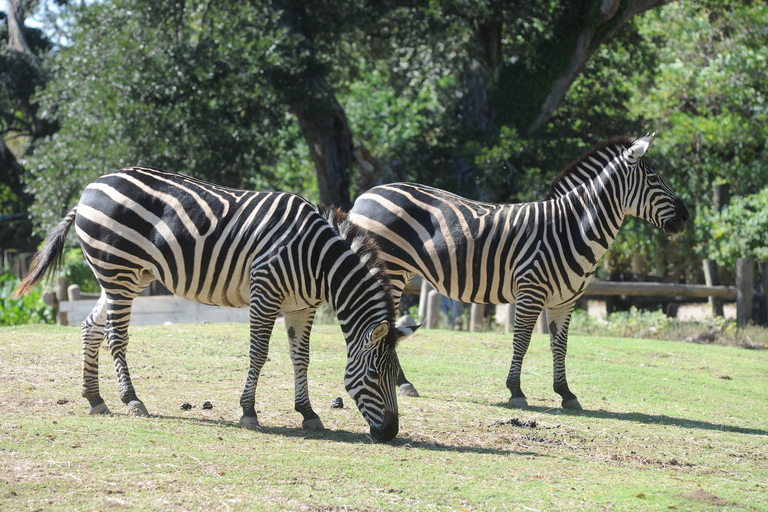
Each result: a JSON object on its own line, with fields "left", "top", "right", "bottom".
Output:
{"left": 348, "top": 134, "right": 689, "bottom": 409}
{"left": 16, "top": 166, "right": 412, "bottom": 441}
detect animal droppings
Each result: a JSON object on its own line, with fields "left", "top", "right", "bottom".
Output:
{"left": 331, "top": 397, "right": 344, "bottom": 408}
{"left": 491, "top": 418, "right": 538, "bottom": 428}
{"left": 180, "top": 402, "right": 193, "bottom": 411}
{"left": 202, "top": 401, "right": 213, "bottom": 409}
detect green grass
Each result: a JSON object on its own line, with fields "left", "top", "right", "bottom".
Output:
{"left": 1, "top": 323, "right": 766, "bottom": 511}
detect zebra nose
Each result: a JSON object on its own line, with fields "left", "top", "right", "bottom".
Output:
{"left": 676, "top": 197, "right": 690, "bottom": 223}
{"left": 370, "top": 409, "right": 398, "bottom": 442}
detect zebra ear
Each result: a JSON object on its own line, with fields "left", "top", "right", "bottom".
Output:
{"left": 369, "top": 321, "right": 390, "bottom": 345}
{"left": 628, "top": 133, "right": 655, "bottom": 162}
{"left": 395, "top": 323, "right": 421, "bottom": 341}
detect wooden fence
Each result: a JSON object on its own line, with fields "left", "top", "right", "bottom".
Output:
{"left": 413, "top": 257, "right": 763, "bottom": 334}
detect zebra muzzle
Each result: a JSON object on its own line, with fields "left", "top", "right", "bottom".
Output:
{"left": 369, "top": 409, "right": 399, "bottom": 442}
{"left": 664, "top": 198, "right": 689, "bottom": 235}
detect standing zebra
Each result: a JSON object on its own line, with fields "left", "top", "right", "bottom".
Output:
{"left": 14, "top": 167, "right": 414, "bottom": 441}
{"left": 348, "top": 134, "right": 689, "bottom": 410}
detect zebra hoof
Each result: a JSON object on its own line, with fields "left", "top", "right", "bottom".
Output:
{"left": 302, "top": 417, "right": 325, "bottom": 431}
{"left": 238, "top": 415, "right": 260, "bottom": 430}
{"left": 562, "top": 398, "right": 583, "bottom": 410}
{"left": 126, "top": 400, "right": 149, "bottom": 417}
{"left": 88, "top": 403, "right": 110, "bottom": 415}
{"left": 508, "top": 397, "right": 529, "bottom": 409}
{"left": 398, "top": 383, "right": 420, "bottom": 397}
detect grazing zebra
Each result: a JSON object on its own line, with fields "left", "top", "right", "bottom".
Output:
{"left": 348, "top": 134, "right": 689, "bottom": 410}
{"left": 14, "top": 167, "right": 415, "bottom": 441}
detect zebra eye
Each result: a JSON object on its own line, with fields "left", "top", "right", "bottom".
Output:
{"left": 648, "top": 173, "right": 659, "bottom": 184}
{"left": 367, "top": 366, "right": 380, "bottom": 380}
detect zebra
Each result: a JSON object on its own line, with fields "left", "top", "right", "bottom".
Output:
{"left": 14, "top": 166, "right": 416, "bottom": 441}
{"left": 348, "top": 134, "right": 689, "bottom": 410}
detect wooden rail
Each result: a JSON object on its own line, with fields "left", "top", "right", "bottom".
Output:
{"left": 584, "top": 281, "right": 737, "bottom": 299}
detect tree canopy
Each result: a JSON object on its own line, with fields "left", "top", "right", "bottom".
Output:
{"left": 2, "top": 0, "right": 767, "bottom": 282}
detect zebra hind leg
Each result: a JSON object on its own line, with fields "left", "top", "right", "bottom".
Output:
{"left": 284, "top": 310, "right": 324, "bottom": 431}
{"left": 81, "top": 294, "right": 110, "bottom": 415}
{"left": 547, "top": 306, "right": 582, "bottom": 410}
{"left": 506, "top": 297, "right": 544, "bottom": 408}
{"left": 105, "top": 295, "right": 149, "bottom": 417}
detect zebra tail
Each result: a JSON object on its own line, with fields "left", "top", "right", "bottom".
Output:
{"left": 12, "top": 207, "right": 78, "bottom": 299}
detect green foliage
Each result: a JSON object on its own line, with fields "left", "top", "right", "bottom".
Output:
{"left": 571, "top": 306, "right": 677, "bottom": 340}
{"left": 29, "top": 0, "right": 309, "bottom": 232}
{"left": 61, "top": 248, "right": 99, "bottom": 293}
{"left": 544, "top": 0, "right": 768, "bottom": 279}
{"left": 628, "top": 0, "right": 768, "bottom": 200}
{"left": 695, "top": 187, "right": 768, "bottom": 269}
{"left": 0, "top": 272, "right": 54, "bottom": 326}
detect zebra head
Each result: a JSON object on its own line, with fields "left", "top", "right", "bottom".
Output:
{"left": 622, "top": 133, "right": 689, "bottom": 235}
{"left": 344, "top": 320, "right": 402, "bottom": 442}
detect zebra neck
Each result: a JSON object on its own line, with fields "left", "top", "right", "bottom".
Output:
{"left": 556, "top": 172, "right": 627, "bottom": 263}
{"left": 318, "top": 238, "right": 390, "bottom": 345}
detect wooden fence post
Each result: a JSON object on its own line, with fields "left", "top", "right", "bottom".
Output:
{"left": 736, "top": 257, "right": 754, "bottom": 327}
{"left": 504, "top": 303, "right": 516, "bottom": 334}
{"left": 536, "top": 310, "right": 549, "bottom": 334}
{"left": 713, "top": 183, "right": 731, "bottom": 212}
{"left": 425, "top": 290, "right": 441, "bottom": 329}
{"left": 702, "top": 259, "right": 724, "bottom": 317}
{"left": 67, "top": 284, "right": 82, "bottom": 301}
{"left": 759, "top": 261, "right": 768, "bottom": 326}
{"left": 418, "top": 279, "right": 433, "bottom": 320}
{"left": 56, "top": 277, "right": 69, "bottom": 326}
{"left": 470, "top": 304, "right": 485, "bottom": 332}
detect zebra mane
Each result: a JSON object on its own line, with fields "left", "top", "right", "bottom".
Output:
{"left": 317, "top": 204, "right": 398, "bottom": 348}
{"left": 545, "top": 136, "right": 636, "bottom": 200}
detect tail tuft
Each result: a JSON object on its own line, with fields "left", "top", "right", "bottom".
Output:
{"left": 12, "top": 208, "right": 78, "bottom": 299}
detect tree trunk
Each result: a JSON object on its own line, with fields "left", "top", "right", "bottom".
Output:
{"left": 6, "top": 0, "right": 31, "bottom": 54}
{"left": 0, "top": 139, "right": 29, "bottom": 200}
{"left": 292, "top": 75, "right": 354, "bottom": 210}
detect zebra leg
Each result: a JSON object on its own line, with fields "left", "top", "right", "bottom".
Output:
{"left": 105, "top": 296, "right": 149, "bottom": 416}
{"left": 81, "top": 294, "right": 110, "bottom": 415}
{"left": 239, "top": 289, "right": 282, "bottom": 430}
{"left": 283, "top": 310, "right": 324, "bottom": 430}
{"left": 391, "top": 272, "right": 420, "bottom": 397}
{"left": 505, "top": 297, "right": 543, "bottom": 408}
{"left": 546, "top": 305, "right": 582, "bottom": 410}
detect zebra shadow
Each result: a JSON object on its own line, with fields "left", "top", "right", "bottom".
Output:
{"left": 489, "top": 402, "right": 768, "bottom": 437}
{"left": 160, "top": 413, "right": 548, "bottom": 456}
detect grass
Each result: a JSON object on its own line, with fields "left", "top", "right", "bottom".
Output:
{"left": 1, "top": 322, "right": 766, "bottom": 511}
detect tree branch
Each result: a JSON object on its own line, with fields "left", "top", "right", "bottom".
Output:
{"left": 527, "top": 0, "right": 675, "bottom": 134}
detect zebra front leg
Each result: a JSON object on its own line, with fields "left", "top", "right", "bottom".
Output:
{"left": 505, "top": 298, "right": 543, "bottom": 408}
{"left": 81, "top": 295, "right": 110, "bottom": 415}
{"left": 239, "top": 292, "right": 281, "bottom": 430}
{"left": 105, "top": 300, "right": 149, "bottom": 417}
{"left": 390, "top": 272, "right": 420, "bottom": 397}
{"left": 284, "top": 310, "right": 324, "bottom": 431}
{"left": 546, "top": 305, "right": 582, "bottom": 410}
{"left": 396, "top": 357, "right": 419, "bottom": 397}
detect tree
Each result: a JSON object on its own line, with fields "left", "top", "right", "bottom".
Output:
{"left": 24, "top": 0, "right": 685, "bottom": 233}
{"left": 1, "top": 0, "right": 57, "bottom": 252}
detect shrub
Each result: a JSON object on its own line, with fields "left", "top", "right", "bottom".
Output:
{"left": 0, "top": 272, "right": 55, "bottom": 326}
{"left": 695, "top": 186, "right": 768, "bottom": 269}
